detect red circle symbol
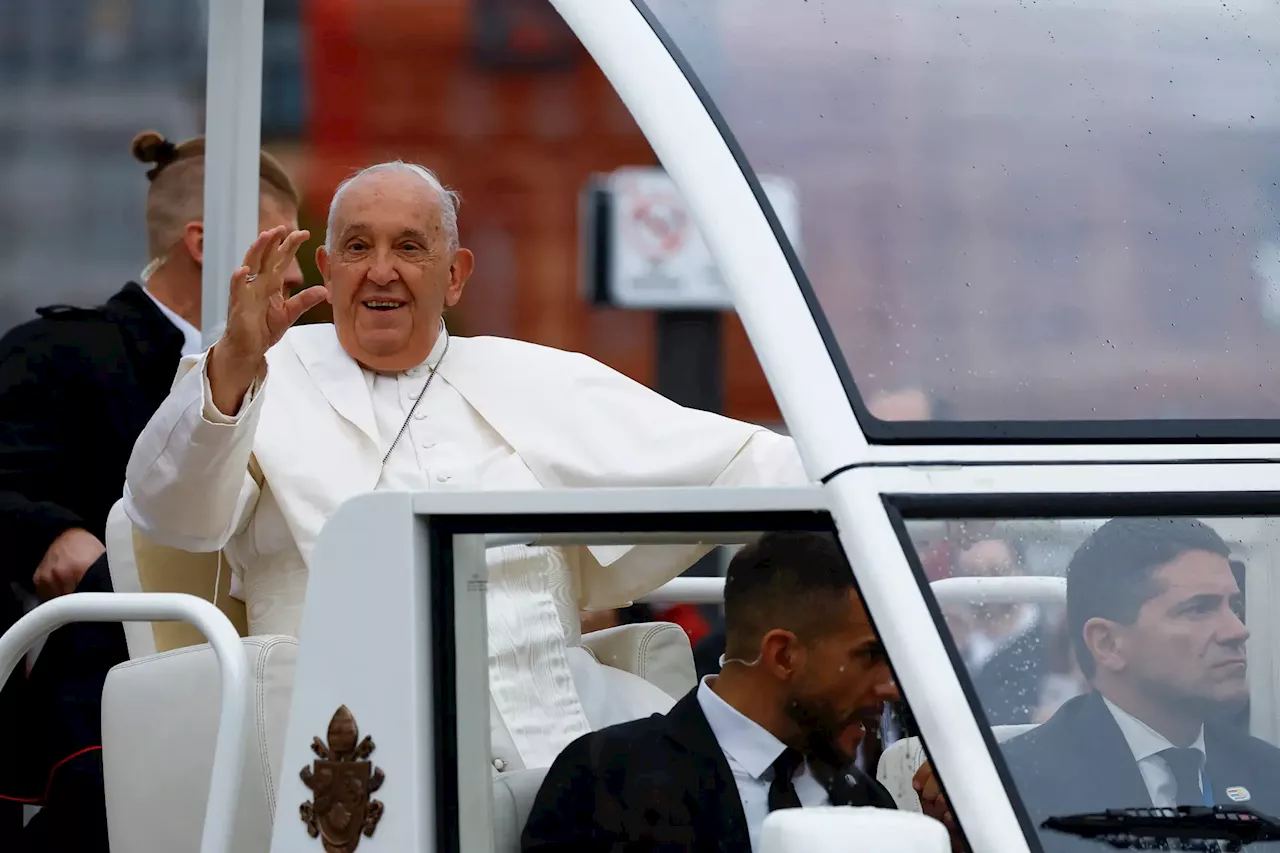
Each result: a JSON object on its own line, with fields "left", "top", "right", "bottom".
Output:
{"left": 624, "top": 194, "right": 690, "bottom": 262}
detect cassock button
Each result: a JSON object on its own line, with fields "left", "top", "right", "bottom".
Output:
{"left": 414, "top": 410, "right": 428, "bottom": 420}
{"left": 437, "top": 472, "right": 451, "bottom": 482}
{"left": 493, "top": 758, "right": 506, "bottom": 772}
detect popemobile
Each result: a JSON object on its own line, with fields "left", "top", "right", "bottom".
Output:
{"left": 3, "top": 1, "right": 1280, "bottom": 852}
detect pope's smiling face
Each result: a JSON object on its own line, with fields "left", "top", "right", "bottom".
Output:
{"left": 317, "top": 168, "right": 474, "bottom": 372}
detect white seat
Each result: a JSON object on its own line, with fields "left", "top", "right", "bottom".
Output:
{"left": 761, "top": 807, "right": 950, "bottom": 853}
{"left": 105, "top": 498, "right": 248, "bottom": 658}
{"left": 493, "top": 768, "right": 550, "bottom": 853}
{"left": 876, "top": 724, "right": 1037, "bottom": 811}
{"left": 579, "top": 620, "right": 697, "bottom": 701}
{"left": 102, "top": 635, "right": 297, "bottom": 853}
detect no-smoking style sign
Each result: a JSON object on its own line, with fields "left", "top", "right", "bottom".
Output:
{"left": 624, "top": 192, "right": 691, "bottom": 262}
{"left": 588, "top": 167, "right": 800, "bottom": 310}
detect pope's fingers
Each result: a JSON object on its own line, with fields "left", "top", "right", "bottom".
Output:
{"left": 281, "top": 285, "right": 330, "bottom": 326}
{"left": 243, "top": 226, "right": 288, "bottom": 275}
{"left": 229, "top": 266, "right": 251, "bottom": 291}
{"left": 269, "top": 229, "right": 311, "bottom": 273}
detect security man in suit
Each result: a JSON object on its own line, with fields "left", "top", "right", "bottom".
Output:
{"left": 522, "top": 531, "right": 952, "bottom": 852}
{"left": 0, "top": 131, "right": 302, "bottom": 851}
{"left": 985, "top": 518, "right": 1280, "bottom": 852}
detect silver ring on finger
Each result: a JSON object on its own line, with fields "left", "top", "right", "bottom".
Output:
{"left": 246, "top": 273, "right": 259, "bottom": 282}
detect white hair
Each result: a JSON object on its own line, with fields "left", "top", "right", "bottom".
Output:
{"left": 325, "top": 161, "right": 461, "bottom": 253}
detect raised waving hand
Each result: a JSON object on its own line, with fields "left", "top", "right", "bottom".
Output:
{"left": 207, "top": 226, "right": 328, "bottom": 415}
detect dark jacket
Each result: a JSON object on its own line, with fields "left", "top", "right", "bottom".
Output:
{"left": 970, "top": 623, "right": 1046, "bottom": 726}
{"left": 1000, "top": 691, "right": 1280, "bottom": 853}
{"left": 521, "top": 689, "right": 896, "bottom": 852}
{"left": 0, "top": 282, "right": 185, "bottom": 590}
{"left": 0, "top": 282, "right": 184, "bottom": 850}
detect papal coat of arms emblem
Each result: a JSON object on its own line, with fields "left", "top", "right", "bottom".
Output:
{"left": 299, "top": 706, "right": 385, "bottom": 853}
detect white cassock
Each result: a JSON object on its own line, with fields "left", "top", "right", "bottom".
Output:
{"left": 124, "top": 322, "right": 806, "bottom": 768}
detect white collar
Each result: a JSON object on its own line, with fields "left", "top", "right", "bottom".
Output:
{"left": 365, "top": 319, "right": 450, "bottom": 380}
{"left": 696, "top": 676, "right": 788, "bottom": 779}
{"left": 421, "top": 319, "right": 449, "bottom": 369}
{"left": 141, "top": 286, "right": 202, "bottom": 356}
{"left": 1102, "top": 695, "right": 1206, "bottom": 763}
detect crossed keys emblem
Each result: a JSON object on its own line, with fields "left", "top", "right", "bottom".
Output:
{"left": 299, "top": 706, "right": 385, "bottom": 853}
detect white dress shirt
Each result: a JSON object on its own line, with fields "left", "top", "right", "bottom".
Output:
{"left": 142, "top": 287, "right": 202, "bottom": 356}
{"left": 1102, "top": 696, "right": 1207, "bottom": 807}
{"left": 697, "top": 677, "right": 829, "bottom": 852}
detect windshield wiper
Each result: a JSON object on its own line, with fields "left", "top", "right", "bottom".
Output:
{"left": 1042, "top": 805, "right": 1280, "bottom": 851}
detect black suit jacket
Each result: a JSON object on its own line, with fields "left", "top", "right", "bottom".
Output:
{"left": 0, "top": 282, "right": 184, "bottom": 589}
{"left": 521, "top": 689, "right": 897, "bottom": 852}
{"left": 971, "top": 625, "right": 1046, "bottom": 726}
{"left": 1000, "top": 691, "right": 1280, "bottom": 852}
{"left": 0, "top": 283, "right": 181, "bottom": 838}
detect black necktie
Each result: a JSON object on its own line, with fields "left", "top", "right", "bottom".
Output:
{"left": 768, "top": 748, "right": 805, "bottom": 811}
{"left": 805, "top": 743, "right": 872, "bottom": 808}
{"left": 1160, "top": 747, "right": 1205, "bottom": 806}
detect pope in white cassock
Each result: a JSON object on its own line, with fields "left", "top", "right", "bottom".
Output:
{"left": 124, "top": 162, "right": 807, "bottom": 769}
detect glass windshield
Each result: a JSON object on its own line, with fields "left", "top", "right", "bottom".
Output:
{"left": 638, "top": 0, "right": 1280, "bottom": 435}
{"left": 904, "top": 514, "right": 1279, "bottom": 851}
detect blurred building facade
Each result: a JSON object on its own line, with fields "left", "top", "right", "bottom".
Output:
{"left": 0, "top": 0, "right": 204, "bottom": 330}
{"left": 0, "top": 0, "right": 783, "bottom": 425}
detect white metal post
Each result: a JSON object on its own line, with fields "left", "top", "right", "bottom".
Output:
{"left": 0, "top": 593, "right": 249, "bottom": 853}
{"left": 825, "top": 473, "right": 1033, "bottom": 853}
{"left": 201, "top": 0, "right": 265, "bottom": 348}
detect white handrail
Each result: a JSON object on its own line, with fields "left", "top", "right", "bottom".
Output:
{"left": 636, "top": 577, "right": 726, "bottom": 604}
{"left": 0, "top": 593, "right": 248, "bottom": 853}
{"left": 635, "top": 574, "right": 1067, "bottom": 606}
{"left": 930, "top": 575, "right": 1066, "bottom": 605}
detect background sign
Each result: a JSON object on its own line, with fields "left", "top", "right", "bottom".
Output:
{"left": 582, "top": 166, "right": 801, "bottom": 311}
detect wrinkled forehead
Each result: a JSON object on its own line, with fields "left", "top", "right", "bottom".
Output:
{"left": 331, "top": 171, "right": 443, "bottom": 237}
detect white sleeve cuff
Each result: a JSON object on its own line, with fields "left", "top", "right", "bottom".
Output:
{"left": 200, "top": 353, "right": 266, "bottom": 424}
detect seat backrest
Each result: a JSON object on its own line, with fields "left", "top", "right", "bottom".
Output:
{"left": 105, "top": 498, "right": 248, "bottom": 657}
{"left": 578, "top": 620, "right": 697, "bottom": 700}
{"left": 876, "top": 724, "right": 1037, "bottom": 811}
{"left": 101, "top": 635, "right": 297, "bottom": 853}
{"left": 493, "top": 768, "right": 550, "bottom": 853}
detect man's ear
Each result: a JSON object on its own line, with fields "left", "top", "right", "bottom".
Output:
{"left": 315, "top": 244, "right": 329, "bottom": 280}
{"left": 444, "top": 248, "right": 474, "bottom": 308}
{"left": 760, "top": 629, "right": 804, "bottom": 680}
{"left": 181, "top": 222, "right": 204, "bottom": 266}
{"left": 1082, "top": 617, "right": 1126, "bottom": 674}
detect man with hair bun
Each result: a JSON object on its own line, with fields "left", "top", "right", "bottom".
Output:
{"left": 0, "top": 131, "right": 303, "bottom": 852}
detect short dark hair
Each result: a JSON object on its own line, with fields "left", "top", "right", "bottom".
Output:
{"left": 723, "top": 531, "right": 858, "bottom": 658}
{"left": 1067, "top": 517, "right": 1230, "bottom": 678}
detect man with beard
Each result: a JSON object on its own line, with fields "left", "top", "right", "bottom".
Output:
{"left": 521, "top": 531, "right": 915, "bottom": 852}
